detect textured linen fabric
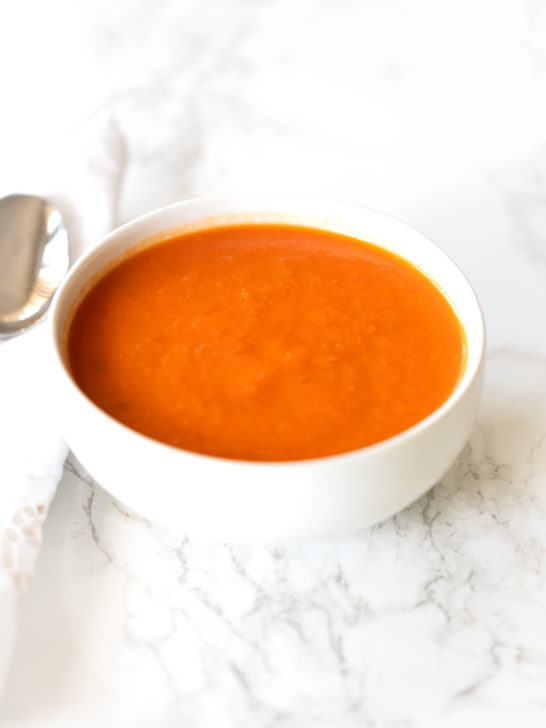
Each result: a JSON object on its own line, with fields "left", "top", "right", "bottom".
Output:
{"left": 0, "top": 112, "right": 126, "bottom": 692}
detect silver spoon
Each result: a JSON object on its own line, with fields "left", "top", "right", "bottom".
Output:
{"left": 0, "top": 194, "right": 69, "bottom": 337}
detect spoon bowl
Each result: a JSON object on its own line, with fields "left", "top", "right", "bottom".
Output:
{"left": 0, "top": 194, "right": 69, "bottom": 336}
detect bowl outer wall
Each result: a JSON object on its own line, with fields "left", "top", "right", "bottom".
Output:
{"left": 50, "top": 194, "right": 485, "bottom": 542}
{"left": 57, "top": 367, "right": 483, "bottom": 542}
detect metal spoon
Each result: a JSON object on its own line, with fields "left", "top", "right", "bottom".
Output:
{"left": 0, "top": 194, "right": 69, "bottom": 337}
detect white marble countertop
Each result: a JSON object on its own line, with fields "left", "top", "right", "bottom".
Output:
{"left": 2, "top": 0, "right": 546, "bottom": 725}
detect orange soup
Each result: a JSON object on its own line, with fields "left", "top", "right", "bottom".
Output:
{"left": 68, "top": 224, "right": 464, "bottom": 461}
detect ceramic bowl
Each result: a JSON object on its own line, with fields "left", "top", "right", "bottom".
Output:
{"left": 49, "top": 194, "right": 485, "bottom": 542}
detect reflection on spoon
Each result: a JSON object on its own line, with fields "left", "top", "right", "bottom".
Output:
{"left": 0, "top": 194, "right": 68, "bottom": 337}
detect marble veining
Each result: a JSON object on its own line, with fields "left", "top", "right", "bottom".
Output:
{"left": 2, "top": 0, "right": 546, "bottom": 725}
{"left": 9, "top": 388, "right": 544, "bottom": 728}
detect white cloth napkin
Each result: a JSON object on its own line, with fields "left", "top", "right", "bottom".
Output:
{"left": 0, "top": 112, "right": 127, "bottom": 692}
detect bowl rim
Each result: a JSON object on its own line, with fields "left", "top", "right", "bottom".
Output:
{"left": 50, "top": 193, "right": 486, "bottom": 469}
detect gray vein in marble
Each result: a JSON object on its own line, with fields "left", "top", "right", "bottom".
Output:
{"left": 64, "top": 457, "right": 199, "bottom": 706}
{"left": 54, "top": 339, "right": 546, "bottom": 726}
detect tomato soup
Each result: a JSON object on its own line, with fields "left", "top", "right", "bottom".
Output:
{"left": 67, "top": 224, "right": 465, "bottom": 461}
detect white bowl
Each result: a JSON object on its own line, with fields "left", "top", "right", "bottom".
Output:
{"left": 50, "top": 194, "right": 484, "bottom": 542}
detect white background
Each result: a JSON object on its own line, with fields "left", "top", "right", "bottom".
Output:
{"left": 2, "top": 1, "right": 546, "bottom": 726}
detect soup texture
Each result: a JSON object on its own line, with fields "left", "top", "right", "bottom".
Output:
{"left": 68, "top": 224, "right": 464, "bottom": 461}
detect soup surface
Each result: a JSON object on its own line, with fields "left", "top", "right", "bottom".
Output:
{"left": 68, "top": 223, "right": 464, "bottom": 461}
